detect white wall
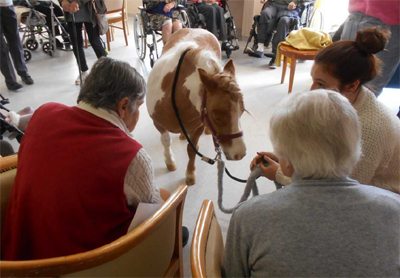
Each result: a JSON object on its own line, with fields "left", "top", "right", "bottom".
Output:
{"left": 127, "top": 0, "right": 142, "bottom": 15}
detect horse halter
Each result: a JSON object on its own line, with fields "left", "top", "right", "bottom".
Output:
{"left": 200, "top": 90, "right": 243, "bottom": 146}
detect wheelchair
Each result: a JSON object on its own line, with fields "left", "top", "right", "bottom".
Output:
{"left": 133, "top": 0, "right": 191, "bottom": 68}
{"left": 185, "top": 0, "right": 239, "bottom": 58}
{"left": 16, "top": 0, "right": 70, "bottom": 62}
{"left": 244, "top": 0, "right": 315, "bottom": 56}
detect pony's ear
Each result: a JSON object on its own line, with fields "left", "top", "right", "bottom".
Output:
{"left": 223, "top": 59, "right": 235, "bottom": 75}
{"left": 198, "top": 68, "right": 217, "bottom": 88}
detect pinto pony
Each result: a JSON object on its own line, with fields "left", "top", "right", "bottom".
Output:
{"left": 147, "top": 29, "right": 246, "bottom": 185}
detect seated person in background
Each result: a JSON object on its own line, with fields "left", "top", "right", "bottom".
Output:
{"left": 253, "top": 28, "right": 400, "bottom": 194}
{"left": 223, "top": 89, "right": 400, "bottom": 277}
{"left": 1, "top": 57, "right": 163, "bottom": 260}
{"left": 249, "top": 0, "right": 300, "bottom": 66}
{"left": 193, "top": 0, "right": 234, "bottom": 51}
{"left": 146, "top": 0, "right": 182, "bottom": 45}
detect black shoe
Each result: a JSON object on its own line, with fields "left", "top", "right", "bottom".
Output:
{"left": 182, "top": 226, "right": 189, "bottom": 247}
{"left": 264, "top": 52, "right": 275, "bottom": 58}
{"left": 21, "top": 74, "right": 34, "bottom": 85}
{"left": 247, "top": 47, "right": 264, "bottom": 58}
{"left": 64, "top": 42, "right": 72, "bottom": 50}
{"left": 6, "top": 81, "right": 23, "bottom": 91}
{"left": 221, "top": 41, "right": 235, "bottom": 51}
{"left": 56, "top": 39, "right": 64, "bottom": 49}
{"left": 268, "top": 56, "right": 276, "bottom": 69}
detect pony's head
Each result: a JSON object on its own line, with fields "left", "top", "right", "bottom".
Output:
{"left": 198, "top": 60, "right": 246, "bottom": 160}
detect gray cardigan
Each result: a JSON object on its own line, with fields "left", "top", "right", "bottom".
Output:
{"left": 223, "top": 178, "right": 400, "bottom": 277}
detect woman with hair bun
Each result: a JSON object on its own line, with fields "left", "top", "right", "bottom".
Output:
{"left": 253, "top": 28, "right": 400, "bottom": 194}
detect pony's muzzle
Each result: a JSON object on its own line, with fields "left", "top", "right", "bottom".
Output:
{"left": 222, "top": 138, "right": 246, "bottom": 161}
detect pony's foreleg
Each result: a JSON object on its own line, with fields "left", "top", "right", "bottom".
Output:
{"left": 161, "top": 131, "right": 176, "bottom": 171}
{"left": 185, "top": 127, "right": 203, "bottom": 185}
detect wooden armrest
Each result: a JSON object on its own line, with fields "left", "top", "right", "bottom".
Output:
{"left": 0, "top": 154, "right": 18, "bottom": 172}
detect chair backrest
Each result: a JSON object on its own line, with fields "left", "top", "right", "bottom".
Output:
{"left": 191, "top": 200, "right": 224, "bottom": 278}
{"left": 104, "top": 0, "right": 124, "bottom": 13}
{"left": 0, "top": 154, "right": 18, "bottom": 232}
{"left": 0, "top": 185, "right": 188, "bottom": 277}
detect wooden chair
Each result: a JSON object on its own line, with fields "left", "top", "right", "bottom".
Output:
{"left": 104, "top": 0, "right": 128, "bottom": 51}
{"left": 0, "top": 154, "right": 18, "bottom": 230}
{"left": 0, "top": 184, "right": 188, "bottom": 277}
{"left": 279, "top": 44, "right": 318, "bottom": 93}
{"left": 191, "top": 200, "right": 224, "bottom": 278}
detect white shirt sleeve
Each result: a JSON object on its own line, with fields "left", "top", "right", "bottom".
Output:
{"left": 123, "top": 148, "right": 162, "bottom": 207}
{"left": 275, "top": 166, "right": 293, "bottom": 186}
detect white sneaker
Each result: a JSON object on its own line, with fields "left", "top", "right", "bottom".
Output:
{"left": 75, "top": 71, "right": 88, "bottom": 85}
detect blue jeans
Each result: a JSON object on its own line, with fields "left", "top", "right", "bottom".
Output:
{"left": 340, "top": 12, "right": 400, "bottom": 96}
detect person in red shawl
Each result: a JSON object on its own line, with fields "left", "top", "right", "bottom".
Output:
{"left": 1, "top": 57, "right": 164, "bottom": 260}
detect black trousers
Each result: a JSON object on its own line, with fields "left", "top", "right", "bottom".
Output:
{"left": 67, "top": 21, "right": 106, "bottom": 72}
{"left": 0, "top": 6, "right": 29, "bottom": 85}
{"left": 197, "top": 3, "right": 227, "bottom": 41}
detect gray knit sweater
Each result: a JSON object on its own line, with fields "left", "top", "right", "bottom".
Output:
{"left": 223, "top": 178, "right": 400, "bottom": 277}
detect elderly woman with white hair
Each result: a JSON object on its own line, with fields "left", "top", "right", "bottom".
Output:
{"left": 223, "top": 90, "right": 400, "bottom": 277}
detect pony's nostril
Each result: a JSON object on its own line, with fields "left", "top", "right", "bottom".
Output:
{"left": 234, "top": 152, "right": 246, "bottom": 160}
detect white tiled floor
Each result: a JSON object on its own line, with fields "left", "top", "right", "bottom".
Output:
{"left": 1, "top": 24, "right": 399, "bottom": 276}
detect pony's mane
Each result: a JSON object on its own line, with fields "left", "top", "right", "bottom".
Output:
{"left": 215, "top": 72, "right": 245, "bottom": 112}
{"left": 215, "top": 72, "right": 241, "bottom": 94}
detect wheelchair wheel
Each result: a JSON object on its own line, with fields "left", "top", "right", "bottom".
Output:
{"left": 42, "top": 42, "right": 54, "bottom": 55}
{"left": 179, "top": 9, "right": 191, "bottom": 28}
{"left": 148, "top": 30, "right": 161, "bottom": 68}
{"left": 23, "top": 49, "right": 32, "bottom": 62}
{"left": 226, "top": 17, "right": 240, "bottom": 50}
{"left": 25, "top": 38, "right": 38, "bottom": 51}
{"left": 133, "top": 14, "right": 146, "bottom": 60}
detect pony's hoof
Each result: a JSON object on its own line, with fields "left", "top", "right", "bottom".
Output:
{"left": 204, "top": 127, "right": 212, "bottom": 135}
{"left": 186, "top": 176, "right": 196, "bottom": 186}
{"left": 166, "top": 163, "right": 177, "bottom": 171}
{"left": 179, "top": 133, "right": 186, "bottom": 140}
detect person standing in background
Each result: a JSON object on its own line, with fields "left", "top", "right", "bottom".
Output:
{"left": 59, "top": 0, "right": 107, "bottom": 85}
{"left": 0, "top": 0, "right": 34, "bottom": 91}
{"left": 339, "top": 0, "right": 400, "bottom": 95}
